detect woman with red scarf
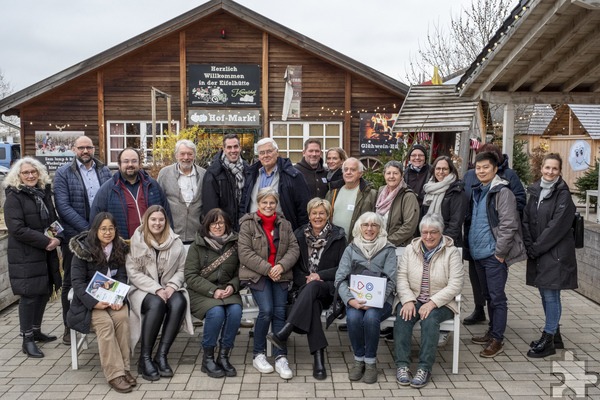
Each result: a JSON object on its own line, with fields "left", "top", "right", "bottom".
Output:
{"left": 238, "top": 187, "right": 299, "bottom": 379}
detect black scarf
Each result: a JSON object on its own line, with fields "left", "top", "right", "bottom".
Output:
{"left": 21, "top": 185, "right": 50, "bottom": 224}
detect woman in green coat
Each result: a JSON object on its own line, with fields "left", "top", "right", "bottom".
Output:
{"left": 185, "top": 208, "right": 242, "bottom": 379}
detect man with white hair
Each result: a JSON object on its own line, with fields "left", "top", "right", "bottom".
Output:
{"left": 239, "top": 137, "right": 309, "bottom": 230}
{"left": 157, "top": 139, "right": 206, "bottom": 244}
{"left": 325, "top": 157, "right": 376, "bottom": 243}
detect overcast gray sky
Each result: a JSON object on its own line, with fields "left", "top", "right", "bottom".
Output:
{"left": 1, "top": 0, "right": 512, "bottom": 93}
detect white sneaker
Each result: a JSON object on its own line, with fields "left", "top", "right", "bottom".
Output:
{"left": 438, "top": 331, "right": 450, "bottom": 347}
{"left": 253, "top": 353, "right": 274, "bottom": 373}
{"left": 275, "top": 356, "right": 293, "bottom": 379}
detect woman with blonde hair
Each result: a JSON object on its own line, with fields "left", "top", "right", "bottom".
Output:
{"left": 126, "top": 205, "right": 193, "bottom": 381}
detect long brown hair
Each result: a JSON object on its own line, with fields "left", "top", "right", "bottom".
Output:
{"left": 141, "top": 205, "right": 171, "bottom": 246}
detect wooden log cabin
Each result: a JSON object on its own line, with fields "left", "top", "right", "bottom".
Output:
{"left": 0, "top": 0, "right": 407, "bottom": 170}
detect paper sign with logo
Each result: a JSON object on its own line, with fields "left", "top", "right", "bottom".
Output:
{"left": 349, "top": 274, "right": 387, "bottom": 308}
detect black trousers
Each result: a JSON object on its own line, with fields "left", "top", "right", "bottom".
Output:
{"left": 287, "top": 281, "right": 332, "bottom": 354}
{"left": 468, "top": 259, "right": 486, "bottom": 308}
{"left": 19, "top": 294, "right": 50, "bottom": 336}
{"left": 140, "top": 292, "right": 187, "bottom": 350}
{"left": 61, "top": 241, "right": 74, "bottom": 326}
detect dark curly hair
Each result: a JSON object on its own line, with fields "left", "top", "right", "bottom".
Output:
{"left": 86, "top": 212, "right": 128, "bottom": 266}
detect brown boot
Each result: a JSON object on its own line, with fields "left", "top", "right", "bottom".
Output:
{"left": 480, "top": 338, "right": 504, "bottom": 358}
{"left": 62, "top": 326, "right": 71, "bottom": 345}
{"left": 124, "top": 371, "right": 137, "bottom": 387}
{"left": 471, "top": 330, "right": 492, "bottom": 345}
{"left": 108, "top": 376, "right": 133, "bottom": 393}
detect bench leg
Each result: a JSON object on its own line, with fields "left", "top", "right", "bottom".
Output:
{"left": 452, "top": 317, "right": 460, "bottom": 374}
{"left": 71, "top": 329, "right": 79, "bottom": 370}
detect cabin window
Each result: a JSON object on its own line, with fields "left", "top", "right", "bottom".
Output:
{"left": 270, "top": 121, "right": 343, "bottom": 163}
{"left": 106, "top": 121, "right": 179, "bottom": 165}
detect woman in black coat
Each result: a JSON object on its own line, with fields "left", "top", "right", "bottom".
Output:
{"left": 267, "top": 198, "right": 346, "bottom": 380}
{"left": 3, "top": 157, "right": 62, "bottom": 358}
{"left": 67, "top": 212, "right": 134, "bottom": 393}
{"left": 522, "top": 153, "right": 577, "bottom": 358}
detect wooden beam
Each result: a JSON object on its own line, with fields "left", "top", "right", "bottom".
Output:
{"left": 481, "top": 91, "right": 600, "bottom": 104}
{"left": 472, "top": 0, "right": 569, "bottom": 98}
{"left": 179, "top": 31, "right": 187, "bottom": 130}
{"left": 261, "top": 32, "right": 269, "bottom": 138}
{"left": 508, "top": 8, "right": 594, "bottom": 91}
{"left": 97, "top": 70, "right": 105, "bottom": 162}
{"left": 561, "top": 53, "right": 600, "bottom": 92}
{"left": 590, "top": 80, "right": 600, "bottom": 92}
{"left": 344, "top": 73, "right": 351, "bottom": 150}
{"left": 531, "top": 23, "right": 600, "bottom": 92}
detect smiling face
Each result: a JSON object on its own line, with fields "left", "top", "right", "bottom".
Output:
{"left": 257, "top": 143, "right": 278, "bottom": 171}
{"left": 343, "top": 159, "right": 362, "bottom": 187}
{"left": 258, "top": 195, "right": 278, "bottom": 217}
{"left": 148, "top": 211, "right": 166, "bottom": 239}
{"left": 384, "top": 166, "right": 402, "bottom": 189}
{"left": 118, "top": 149, "right": 140, "bottom": 182}
{"left": 420, "top": 225, "right": 442, "bottom": 250}
{"left": 309, "top": 205, "right": 328, "bottom": 233}
{"left": 475, "top": 159, "right": 498, "bottom": 185}
{"left": 97, "top": 219, "right": 116, "bottom": 247}
{"left": 176, "top": 145, "right": 195, "bottom": 173}
{"left": 19, "top": 163, "right": 39, "bottom": 187}
{"left": 409, "top": 149, "right": 426, "bottom": 168}
{"left": 209, "top": 215, "right": 226, "bottom": 237}
{"left": 541, "top": 158, "right": 561, "bottom": 181}
{"left": 434, "top": 159, "right": 451, "bottom": 182}
{"left": 73, "top": 136, "right": 95, "bottom": 166}
{"left": 303, "top": 143, "right": 322, "bottom": 168}
{"left": 326, "top": 150, "right": 343, "bottom": 171}
{"left": 223, "top": 138, "right": 241, "bottom": 163}
{"left": 360, "top": 221, "right": 380, "bottom": 241}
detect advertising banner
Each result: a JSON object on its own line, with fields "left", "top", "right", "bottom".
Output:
{"left": 188, "top": 64, "right": 260, "bottom": 107}
{"left": 358, "top": 113, "right": 399, "bottom": 156}
{"left": 188, "top": 109, "right": 260, "bottom": 126}
{"left": 35, "top": 131, "right": 83, "bottom": 172}
{"left": 282, "top": 65, "right": 302, "bottom": 120}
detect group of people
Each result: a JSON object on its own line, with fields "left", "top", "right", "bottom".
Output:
{"left": 3, "top": 133, "right": 577, "bottom": 392}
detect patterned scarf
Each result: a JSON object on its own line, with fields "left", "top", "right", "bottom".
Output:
{"left": 376, "top": 181, "right": 406, "bottom": 215}
{"left": 222, "top": 153, "right": 245, "bottom": 202}
{"left": 20, "top": 185, "right": 50, "bottom": 223}
{"left": 423, "top": 173, "right": 456, "bottom": 215}
{"left": 204, "top": 232, "right": 232, "bottom": 251}
{"left": 304, "top": 222, "right": 331, "bottom": 273}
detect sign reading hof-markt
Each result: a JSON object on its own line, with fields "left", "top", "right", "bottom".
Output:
{"left": 188, "top": 109, "right": 260, "bottom": 126}
{"left": 188, "top": 64, "right": 260, "bottom": 107}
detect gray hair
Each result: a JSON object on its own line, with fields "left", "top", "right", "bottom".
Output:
{"left": 255, "top": 137, "right": 279, "bottom": 154}
{"left": 256, "top": 187, "right": 279, "bottom": 204}
{"left": 419, "top": 213, "right": 445, "bottom": 234}
{"left": 352, "top": 211, "right": 388, "bottom": 240}
{"left": 343, "top": 157, "right": 364, "bottom": 172}
{"left": 3, "top": 157, "right": 51, "bottom": 189}
{"left": 174, "top": 139, "right": 196, "bottom": 157}
{"left": 384, "top": 160, "right": 403, "bottom": 175}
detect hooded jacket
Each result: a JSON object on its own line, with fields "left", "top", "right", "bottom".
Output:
{"left": 294, "top": 157, "right": 329, "bottom": 199}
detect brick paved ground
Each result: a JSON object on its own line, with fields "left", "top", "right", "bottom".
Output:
{"left": 0, "top": 261, "right": 599, "bottom": 399}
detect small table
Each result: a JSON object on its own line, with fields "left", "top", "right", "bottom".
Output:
{"left": 585, "top": 190, "right": 598, "bottom": 220}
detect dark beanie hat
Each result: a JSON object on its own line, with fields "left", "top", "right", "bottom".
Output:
{"left": 407, "top": 144, "right": 427, "bottom": 158}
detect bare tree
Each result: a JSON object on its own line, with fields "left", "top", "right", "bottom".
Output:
{"left": 0, "top": 69, "right": 11, "bottom": 99}
{"left": 405, "top": 0, "right": 513, "bottom": 84}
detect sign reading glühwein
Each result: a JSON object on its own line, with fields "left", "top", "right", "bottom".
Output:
{"left": 188, "top": 64, "right": 260, "bottom": 107}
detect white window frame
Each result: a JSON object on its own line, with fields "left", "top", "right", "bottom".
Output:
{"left": 106, "top": 120, "right": 179, "bottom": 166}
{"left": 269, "top": 121, "right": 343, "bottom": 163}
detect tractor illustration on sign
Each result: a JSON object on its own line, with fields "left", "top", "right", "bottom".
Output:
{"left": 192, "top": 86, "right": 229, "bottom": 104}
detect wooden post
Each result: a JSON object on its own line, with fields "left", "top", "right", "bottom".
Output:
{"left": 502, "top": 104, "right": 515, "bottom": 168}
{"left": 261, "top": 32, "right": 269, "bottom": 138}
{"left": 344, "top": 73, "right": 352, "bottom": 150}
{"left": 179, "top": 31, "right": 187, "bottom": 130}
{"left": 97, "top": 71, "right": 105, "bottom": 162}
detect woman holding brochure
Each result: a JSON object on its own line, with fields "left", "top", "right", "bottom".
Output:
{"left": 68, "top": 212, "right": 134, "bottom": 393}
{"left": 126, "top": 205, "right": 193, "bottom": 382}
{"left": 334, "top": 212, "right": 397, "bottom": 384}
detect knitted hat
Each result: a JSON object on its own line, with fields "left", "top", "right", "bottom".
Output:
{"left": 407, "top": 144, "right": 427, "bottom": 159}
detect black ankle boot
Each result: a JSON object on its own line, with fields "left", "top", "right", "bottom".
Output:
{"left": 463, "top": 307, "right": 486, "bottom": 325}
{"left": 266, "top": 323, "right": 294, "bottom": 350}
{"left": 527, "top": 332, "right": 556, "bottom": 358}
{"left": 216, "top": 347, "right": 237, "bottom": 377}
{"left": 33, "top": 329, "right": 57, "bottom": 343}
{"left": 554, "top": 327, "right": 564, "bottom": 349}
{"left": 154, "top": 342, "right": 174, "bottom": 377}
{"left": 201, "top": 347, "right": 225, "bottom": 378}
{"left": 22, "top": 335, "right": 44, "bottom": 358}
{"left": 313, "top": 349, "right": 327, "bottom": 380}
{"left": 138, "top": 346, "right": 160, "bottom": 381}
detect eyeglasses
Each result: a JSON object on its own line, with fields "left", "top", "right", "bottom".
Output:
{"left": 410, "top": 154, "right": 425, "bottom": 158}
{"left": 99, "top": 227, "right": 116, "bottom": 233}
{"left": 210, "top": 221, "right": 225, "bottom": 228}
{"left": 76, "top": 146, "right": 94, "bottom": 151}
{"left": 258, "top": 148, "right": 276, "bottom": 156}
{"left": 20, "top": 170, "right": 39, "bottom": 177}
{"left": 421, "top": 230, "right": 441, "bottom": 236}
{"left": 361, "top": 223, "right": 380, "bottom": 229}
{"left": 121, "top": 159, "right": 139, "bottom": 165}
{"left": 435, "top": 167, "right": 450, "bottom": 172}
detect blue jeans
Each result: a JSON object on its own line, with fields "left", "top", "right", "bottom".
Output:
{"left": 394, "top": 302, "right": 454, "bottom": 372}
{"left": 539, "top": 288, "right": 561, "bottom": 334}
{"left": 251, "top": 280, "right": 288, "bottom": 357}
{"left": 475, "top": 255, "right": 508, "bottom": 340}
{"left": 346, "top": 302, "right": 392, "bottom": 363}
{"left": 202, "top": 304, "right": 243, "bottom": 349}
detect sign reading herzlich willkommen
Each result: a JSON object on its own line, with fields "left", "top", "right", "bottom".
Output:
{"left": 188, "top": 64, "right": 260, "bottom": 107}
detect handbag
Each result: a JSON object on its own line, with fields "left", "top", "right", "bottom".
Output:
{"left": 573, "top": 212, "right": 584, "bottom": 249}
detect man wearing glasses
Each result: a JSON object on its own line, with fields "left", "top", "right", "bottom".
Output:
{"left": 403, "top": 144, "right": 431, "bottom": 207}
{"left": 54, "top": 135, "right": 112, "bottom": 345}
{"left": 239, "top": 137, "right": 309, "bottom": 230}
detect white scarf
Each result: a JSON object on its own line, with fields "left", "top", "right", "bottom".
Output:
{"left": 423, "top": 173, "right": 456, "bottom": 215}
{"left": 353, "top": 231, "right": 389, "bottom": 260}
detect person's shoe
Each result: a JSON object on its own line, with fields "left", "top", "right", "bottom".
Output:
{"left": 201, "top": 347, "right": 225, "bottom": 378}
{"left": 138, "top": 350, "right": 161, "bottom": 381}
{"left": 471, "top": 330, "right": 493, "bottom": 345}
{"left": 463, "top": 308, "right": 486, "bottom": 325}
{"left": 348, "top": 360, "right": 365, "bottom": 381}
{"left": 338, "top": 324, "right": 348, "bottom": 332}
{"left": 275, "top": 356, "right": 293, "bottom": 379}
{"left": 312, "top": 349, "right": 327, "bottom": 380}
{"left": 154, "top": 351, "right": 174, "bottom": 377}
{"left": 480, "top": 338, "right": 504, "bottom": 358}
{"left": 108, "top": 376, "right": 133, "bottom": 393}
{"left": 396, "top": 366, "right": 412, "bottom": 386}
{"left": 252, "top": 353, "right": 274, "bottom": 374}
{"left": 266, "top": 332, "right": 287, "bottom": 351}
{"left": 380, "top": 327, "right": 393, "bottom": 338}
{"left": 62, "top": 326, "right": 71, "bottom": 346}
{"left": 32, "top": 330, "right": 57, "bottom": 343}
{"left": 527, "top": 332, "right": 556, "bottom": 358}
{"left": 240, "top": 319, "right": 254, "bottom": 328}
{"left": 438, "top": 331, "right": 450, "bottom": 347}
{"left": 216, "top": 347, "right": 237, "bottom": 377}
{"left": 363, "top": 362, "right": 378, "bottom": 384}
{"left": 410, "top": 369, "right": 431, "bottom": 388}
{"left": 530, "top": 327, "right": 564, "bottom": 349}
{"left": 22, "top": 336, "right": 44, "bottom": 358}
{"left": 383, "top": 332, "right": 395, "bottom": 343}
{"left": 124, "top": 371, "right": 137, "bottom": 387}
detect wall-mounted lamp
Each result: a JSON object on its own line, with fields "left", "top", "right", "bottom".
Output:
{"left": 221, "top": 28, "right": 226, "bottom": 39}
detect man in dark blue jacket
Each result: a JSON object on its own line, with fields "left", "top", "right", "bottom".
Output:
{"left": 90, "top": 148, "right": 171, "bottom": 239}
{"left": 239, "top": 138, "right": 309, "bottom": 231}
{"left": 54, "top": 136, "right": 112, "bottom": 345}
